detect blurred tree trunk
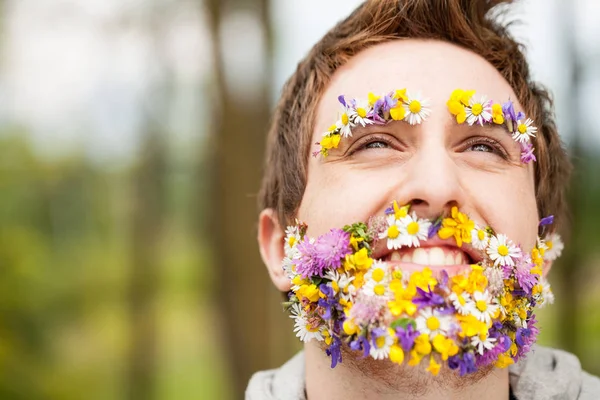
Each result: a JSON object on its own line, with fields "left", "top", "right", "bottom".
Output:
{"left": 205, "top": 0, "right": 297, "bottom": 397}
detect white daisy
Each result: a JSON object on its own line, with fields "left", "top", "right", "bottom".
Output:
{"left": 336, "top": 107, "right": 355, "bottom": 138}
{"left": 512, "top": 118, "right": 537, "bottom": 143}
{"left": 537, "top": 237, "right": 549, "bottom": 254}
{"left": 538, "top": 278, "right": 555, "bottom": 308}
{"left": 324, "top": 269, "right": 355, "bottom": 301}
{"left": 369, "top": 328, "right": 395, "bottom": 360}
{"left": 486, "top": 234, "right": 521, "bottom": 267}
{"left": 403, "top": 92, "right": 431, "bottom": 125}
{"left": 362, "top": 261, "right": 391, "bottom": 298}
{"left": 290, "top": 303, "right": 324, "bottom": 343}
{"left": 398, "top": 212, "right": 431, "bottom": 247}
{"left": 380, "top": 214, "right": 407, "bottom": 250}
{"left": 415, "top": 308, "right": 452, "bottom": 339}
{"left": 448, "top": 291, "right": 475, "bottom": 316}
{"left": 471, "top": 332, "right": 497, "bottom": 355}
{"left": 543, "top": 233, "right": 564, "bottom": 261}
{"left": 284, "top": 226, "right": 301, "bottom": 255}
{"left": 471, "top": 228, "right": 489, "bottom": 251}
{"left": 351, "top": 99, "right": 374, "bottom": 127}
{"left": 466, "top": 96, "right": 492, "bottom": 126}
{"left": 470, "top": 290, "right": 500, "bottom": 325}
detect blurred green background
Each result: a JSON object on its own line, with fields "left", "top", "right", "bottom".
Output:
{"left": 0, "top": 0, "right": 599, "bottom": 399}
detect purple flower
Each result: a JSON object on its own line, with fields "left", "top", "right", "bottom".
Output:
{"left": 539, "top": 215, "right": 554, "bottom": 227}
{"left": 520, "top": 142, "right": 536, "bottom": 163}
{"left": 338, "top": 95, "right": 347, "bottom": 107}
{"left": 502, "top": 101, "right": 516, "bottom": 121}
{"left": 313, "top": 229, "right": 351, "bottom": 271}
{"left": 516, "top": 111, "right": 525, "bottom": 121}
{"left": 384, "top": 205, "right": 395, "bottom": 215}
{"left": 515, "top": 315, "right": 539, "bottom": 362}
{"left": 475, "top": 335, "right": 511, "bottom": 368}
{"left": 515, "top": 256, "right": 537, "bottom": 294}
{"left": 428, "top": 218, "right": 442, "bottom": 238}
{"left": 326, "top": 336, "right": 343, "bottom": 368}
{"left": 395, "top": 324, "right": 419, "bottom": 351}
{"left": 295, "top": 237, "right": 320, "bottom": 278}
{"left": 350, "top": 335, "right": 370, "bottom": 358}
{"left": 318, "top": 283, "right": 338, "bottom": 320}
{"left": 448, "top": 352, "right": 477, "bottom": 376}
{"left": 412, "top": 286, "right": 445, "bottom": 309}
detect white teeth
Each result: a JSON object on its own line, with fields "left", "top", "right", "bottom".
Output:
{"left": 445, "top": 253, "right": 455, "bottom": 265}
{"left": 455, "top": 253, "right": 466, "bottom": 265}
{"left": 391, "top": 251, "right": 401, "bottom": 261}
{"left": 401, "top": 253, "right": 411, "bottom": 262}
{"left": 412, "top": 248, "right": 429, "bottom": 265}
{"left": 428, "top": 247, "right": 445, "bottom": 266}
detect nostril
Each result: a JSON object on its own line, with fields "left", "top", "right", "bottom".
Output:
{"left": 411, "top": 199, "right": 425, "bottom": 206}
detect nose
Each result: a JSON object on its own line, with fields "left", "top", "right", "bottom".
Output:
{"left": 398, "top": 143, "right": 465, "bottom": 219}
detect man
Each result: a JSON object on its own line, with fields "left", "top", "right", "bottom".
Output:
{"left": 248, "top": 0, "right": 600, "bottom": 398}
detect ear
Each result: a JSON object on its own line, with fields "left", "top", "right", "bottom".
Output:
{"left": 258, "top": 208, "right": 291, "bottom": 291}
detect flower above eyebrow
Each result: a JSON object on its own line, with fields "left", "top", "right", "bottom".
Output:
{"left": 447, "top": 89, "right": 538, "bottom": 164}
{"left": 315, "top": 89, "right": 430, "bottom": 158}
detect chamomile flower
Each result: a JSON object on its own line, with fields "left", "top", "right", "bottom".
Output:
{"left": 324, "top": 269, "right": 355, "bottom": 301}
{"left": 290, "top": 303, "right": 324, "bottom": 343}
{"left": 512, "top": 118, "right": 537, "bottom": 143}
{"left": 416, "top": 308, "right": 452, "bottom": 339}
{"left": 363, "top": 261, "right": 391, "bottom": 298}
{"left": 351, "top": 99, "right": 374, "bottom": 127}
{"left": 539, "top": 278, "right": 555, "bottom": 308}
{"left": 487, "top": 234, "right": 521, "bottom": 267}
{"left": 370, "top": 328, "right": 395, "bottom": 360}
{"left": 380, "top": 214, "right": 407, "bottom": 250}
{"left": 471, "top": 228, "right": 489, "bottom": 251}
{"left": 471, "top": 332, "right": 497, "bottom": 355}
{"left": 448, "top": 291, "right": 475, "bottom": 316}
{"left": 466, "top": 96, "right": 492, "bottom": 126}
{"left": 470, "top": 290, "right": 500, "bottom": 325}
{"left": 543, "top": 233, "right": 564, "bottom": 261}
{"left": 336, "top": 106, "right": 355, "bottom": 138}
{"left": 399, "top": 212, "right": 431, "bottom": 247}
{"left": 403, "top": 93, "right": 431, "bottom": 125}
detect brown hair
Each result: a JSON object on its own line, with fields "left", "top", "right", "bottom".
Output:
{"left": 258, "top": 0, "right": 571, "bottom": 230}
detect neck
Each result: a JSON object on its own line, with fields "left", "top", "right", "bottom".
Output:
{"left": 305, "top": 342, "right": 509, "bottom": 400}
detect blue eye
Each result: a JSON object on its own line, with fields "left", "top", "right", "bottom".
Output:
{"left": 469, "top": 143, "right": 494, "bottom": 152}
{"left": 364, "top": 140, "right": 390, "bottom": 149}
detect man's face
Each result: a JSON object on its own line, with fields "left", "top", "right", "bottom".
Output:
{"left": 298, "top": 40, "right": 538, "bottom": 257}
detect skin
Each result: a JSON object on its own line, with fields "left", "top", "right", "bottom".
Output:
{"left": 259, "top": 39, "right": 542, "bottom": 399}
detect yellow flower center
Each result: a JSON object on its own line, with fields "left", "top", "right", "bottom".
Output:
{"left": 546, "top": 241, "right": 553, "bottom": 250}
{"left": 372, "top": 268, "right": 385, "bottom": 282}
{"left": 306, "top": 324, "right": 320, "bottom": 333}
{"left": 518, "top": 123, "right": 527, "bottom": 134}
{"left": 426, "top": 316, "right": 440, "bottom": 331}
{"left": 407, "top": 221, "right": 420, "bottom": 236}
{"left": 497, "top": 245, "right": 509, "bottom": 257}
{"left": 388, "top": 225, "right": 400, "bottom": 239}
{"left": 341, "top": 113, "right": 349, "bottom": 125}
{"left": 374, "top": 284, "right": 386, "bottom": 296}
{"left": 357, "top": 107, "right": 367, "bottom": 118}
{"left": 479, "top": 332, "right": 488, "bottom": 341}
{"left": 288, "top": 236, "right": 296, "bottom": 247}
{"left": 409, "top": 100, "right": 422, "bottom": 113}
{"left": 477, "top": 230, "right": 485, "bottom": 241}
{"left": 458, "top": 295, "right": 466, "bottom": 306}
{"left": 375, "top": 336, "right": 386, "bottom": 349}
{"left": 471, "top": 103, "right": 483, "bottom": 116}
{"left": 476, "top": 300, "right": 488, "bottom": 312}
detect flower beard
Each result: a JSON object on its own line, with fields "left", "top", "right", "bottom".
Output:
{"left": 283, "top": 203, "right": 560, "bottom": 377}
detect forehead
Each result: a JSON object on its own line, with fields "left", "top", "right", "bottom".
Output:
{"left": 314, "top": 39, "right": 523, "bottom": 133}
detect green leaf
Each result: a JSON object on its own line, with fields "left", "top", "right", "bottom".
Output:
{"left": 390, "top": 318, "right": 416, "bottom": 330}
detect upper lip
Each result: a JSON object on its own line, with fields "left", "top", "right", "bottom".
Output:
{"left": 370, "top": 236, "right": 483, "bottom": 265}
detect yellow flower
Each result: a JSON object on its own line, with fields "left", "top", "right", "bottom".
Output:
{"left": 394, "top": 89, "right": 408, "bottom": 102}
{"left": 388, "top": 279, "right": 418, "bottom": 316}
{"left": 492, "top": 103, "right": 504, "bottom": 124}
{"left": 368, "top": 92, "right": 380, "bottom": 107}
{"left": 390, "top": 104, "right": 406, "bottom": 121}
{"left": 408, "top": 349, "right": 425, "bottom": 366}
{"left": 320, "top": 134, "right": 341, "bottom": 151}
{"left": 457, "top": 314, "right": 488, "bottom": 337}
{"left": 322, "top": 329, "right": 332, "bottom": 345}
{"left": 426, "top": 356, "right": 441, "bottom": 376}
{"left": 343, "top": 319, "right": 359, "bottom": 335}
{"left": 390, "top": 344, "right": 405, "bottom": 365}
{"left": 438, "top": 206, "right": 475, "bottom": 247}
{"left": 392, "top": 200, "right": 410, "bottom": 219}
{"left": 344, "top": 248, "right": 373, "bottom": 272}
{"left": 410, "top": 267, "right": 437, "bottom": 290}
{"left": 495, "top": 352, "right": 515, "bottom": 368}
{"left": 465, "top": 265, "right": 488, "bottom": 294}
{"left": 414, "top": 333, "right": 432, "bottom": 355}
{"left": 432, "top": 334, "right": 459, "bottom": 361}
{"left": 447, "top": 89, "right": 475, "bottom": 124}
{"left": 349, "top": 235, "right": 363, "bottom": 251}
{"left": 296, "top": 284, "right": 320, "bottom": 303}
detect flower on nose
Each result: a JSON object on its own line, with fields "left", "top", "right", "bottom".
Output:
{"left": 438, "top": 207, "right": 475, "bottom": 247}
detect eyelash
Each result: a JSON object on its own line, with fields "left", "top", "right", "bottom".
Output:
{"left": 349, "top": 135, "right": 509, "bottom": 159}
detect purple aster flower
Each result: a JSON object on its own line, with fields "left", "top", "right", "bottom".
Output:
{"left": 516, "top": 111, "right": 525, "bottom": 121}
{"left": 413, "top": 286, "right": 445, "bottom": 309}
{"left": 515, "top": 256, "right": 537, "bottom": 294}
{"left": 326, "top": 336, "right": 343, "bottom": 368}
{"left": 295, "top": 237, "right": 321, "bottom": 278}
{"left": 428, "top": 218, "right": 442, "bottom": 239}
{"left": 318, "top": 284, "right": 339, "bottom": 320}
{"left": 437, "top": 270, "right": 449, "bottom": 291}
{"left": 515, "top": 315, "right": 539, "bottom": 362}
{"left": 395, "top": 324, "right": 419, "bottom": 351}
{"left": 338, "top": 95, "right": 347, "bottom": 107}
{"left": 350, "top": 335, "right": 370, "bottom": 358}
{"left": 448, "top": 353, "right": 477, "bottom": 376}
{"left": 539, "top": 215, "right": 554, "bottom": 227}
{"left": 475, "top": 335, "right": 511, "bottom": 368}
{"left": 502, "top": 100, "right": 516, "bottom": 123}
{"left": 520, "top": 142, "right": 537, "bottom": 163}
{"left": 313, "top": 229, "right": 351, "bottom": 270}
